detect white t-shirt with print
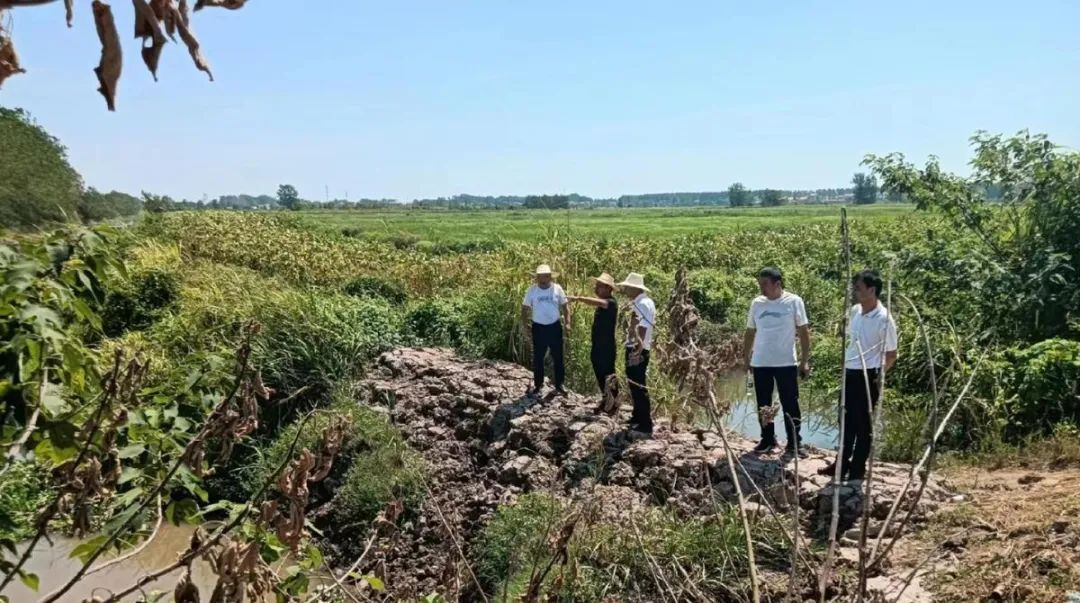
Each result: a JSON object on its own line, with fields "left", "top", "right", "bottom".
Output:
{"left": 746, "top": 291, "right": 809, "bottom": 367}
{"left": 625, "top": 292, "right": 657, "bottom": 350}
{"left": 522, "top": 283, "right": 567, "bottom": 325}
{"left": 845, "top": 303, "right": 898, "bottom": 369}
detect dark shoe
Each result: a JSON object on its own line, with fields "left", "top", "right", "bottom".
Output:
{"left": 555, "top": 386, "right": 568, "bottom": 397}
{"left": 783, "top": 444, "right": 810, "bottom": 460}
{"left": 627, "top": 427, "right": 653, "bottom": 440}
{"left": 752, "top": 439, "right": 777, "bottom": 454}
{"left": 525, "top": 386, "right": 541, "bottom": 399}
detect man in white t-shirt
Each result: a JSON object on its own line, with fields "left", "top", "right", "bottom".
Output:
{"left": 521, "top": 264, "right": 570, "bottom": 396}
{"left": 743, "top": 266, "right": 811, "bottom": 458}
{"left": 619, "top": 272, "right": 656, "bottom": 435}
{"left": 837, "top": 269, "right": 898, "bottom": 483}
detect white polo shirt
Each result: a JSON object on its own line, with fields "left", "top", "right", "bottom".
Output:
{"left": 746, "top": 291, "right": 809, "bottom": 367}
{"left": 626, "top": 292, "right": 657, "bottom": 350}
{"left": 522, "top": 283, "right": 567, "bottom": 325}
{"left": 845, "top": 302, "right": 898, "bottom": 369}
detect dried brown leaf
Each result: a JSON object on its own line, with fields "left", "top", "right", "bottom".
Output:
{"left": 194, "top": 0, "right": 244, "bottom": 9}
{"left": 132, "top": 0, "right": 166, "bottom": 80}
{"left": 171, "top": 3, "right": 212, "bottom": 81}
{"left": 91, "top": 0, "right": 121, "bottom": 111}
{"left": 64, "top": 0, "right": 73, "bottom": 26}
{"left": 174, "top": 566, "right": 200, "bottom": 603}
{"left": 151, "top": 0, "right": 177, "bottom": 39}
{"left": 177, "top": 0, "right": 189, "bottom": 26}
{"left": 0, "top": 34, "right": 26, "bottom": 89}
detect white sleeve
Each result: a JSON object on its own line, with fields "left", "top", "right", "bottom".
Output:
{"left": 521, "top": 287, "right": 532, "bottom": 307}
{"left": 794, "top": 297, "right": 809, "bottom": 327}
{"left": 745, "top": 301, "right": 757, "bottom": 329}
{"left": 885, "top": 315, "right": 899, "bottom": 352}
{"left": 556, "top": 285, "right": 568, "bottom": 306}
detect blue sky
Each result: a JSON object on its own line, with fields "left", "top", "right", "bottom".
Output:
{"left": 3, "top": 0, "right": 1078, "bottom": 201}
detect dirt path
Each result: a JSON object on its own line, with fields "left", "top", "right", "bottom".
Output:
{"left": 884, "top": 463, "right": 1080, "bottom": 602}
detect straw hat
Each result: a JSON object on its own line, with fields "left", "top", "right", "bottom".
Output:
{"left": 591, "top": 272, "right": 616, "bottom": 288}
{"left": 535, "top": 264, "right": 554, "bottom": 276}
{"left": 618, "top": 272, "right": 649, "bottom": 292}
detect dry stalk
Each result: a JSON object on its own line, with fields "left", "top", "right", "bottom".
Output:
{"left": 869, "top": 354, "right": 983, "bottom": 571}
{"left": 855, "top": 271, "right": 893, "bottom": 600}
{"left": 819, "top": 207, "right": 853, "bottom": 603}
{"left": 420, "top": 478, "right": 490, "bottom": 603}
{"left": 864, "top": 294, "right": 940, "bottom": 568}
{"left": 94, "top": 410, "right": 320, "bottom": 603}
{"left": 0, "top": 351, "right": 131, "bottom": 594}
{"left": 84, "top": 494, "right": 163, "bottom": 577}
{"left": 40, "top": 325, "right": 265, "bottom": 603}
{"left": 661, "top": 267, "right": 761, "bottom": 603}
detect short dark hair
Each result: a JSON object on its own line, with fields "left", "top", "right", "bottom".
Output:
{"left": 853, "top": 269, "right": 884, "bottom": 297}
{"left": 758, "top": 266, "right": 783, "bottom": 283}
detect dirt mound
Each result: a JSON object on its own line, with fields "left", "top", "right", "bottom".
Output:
{"left": 352, "top": 347, "right": 951, "bottom": 600}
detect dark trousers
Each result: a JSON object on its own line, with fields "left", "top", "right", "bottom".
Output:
{"left": 531, "top": 322, "right": 565, "bottom": 390}
{"left": 591, "top": 349, "right": 617, "bottom": 397}
{"left": 840, "top": 368, "right": 880, "bottom": 480}
{"left": 752, "top": 366, "right": 802, "bottom": 447}
{"left": 626, "top": 349, "right": 651, "bottom": 432}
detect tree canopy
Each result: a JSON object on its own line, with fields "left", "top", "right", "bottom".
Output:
{"left": 852, "top": 172, "right": 879, "bottom": 204}
{"left": 0, "top": 107, "right": 84, "bottom": 228}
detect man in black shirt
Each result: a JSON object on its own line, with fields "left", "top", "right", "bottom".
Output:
{"left": 568, "top": 272, "right": 619, "bottom": 412}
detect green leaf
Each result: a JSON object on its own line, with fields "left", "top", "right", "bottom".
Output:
{"left": 364, "top": 576, "right": 385, "bottom": 591}
{"left": 112, "top": 486, "right": 145, "bottom": 510}
{"left": 117, "top": 444, "right": 145, "bottom": 460}
{"left": 18, "top": 571, "right": 39, "bottom": 592}
{"left": 118, "top": 466, "right": 141, "bottom": 485}
{"left": 39, "top": 383, "right": 69, "bottom": 417}
{"left": 70, "top": 298, "right": 102, "bottom": 331}
{"left": 69, "top": 535, "right": 108, "bottom": 563}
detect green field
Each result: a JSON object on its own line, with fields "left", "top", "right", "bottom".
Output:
{"left": 295, "top": 203, "right": 916, "bottom": 242}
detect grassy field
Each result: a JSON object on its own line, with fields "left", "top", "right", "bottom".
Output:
{"left": 294, "top": 203, "right": 916, "bottom": 242}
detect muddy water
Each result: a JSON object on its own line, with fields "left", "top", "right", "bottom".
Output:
{"left": 4, "top": 524, "right": 217, "bottom": 602}
{"left": 715, "top": 371, "right": 840, "bottom": 449}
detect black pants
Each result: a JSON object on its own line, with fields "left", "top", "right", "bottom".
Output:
{"left": 591, "top": 348, "right": 617, "bottom": 397}
{"left": 531, "top": 322, "right": 565, "bottom": 390}
{"left": 626, "top": 349, "right": 651, "bottom": 432}
{"left": 840, "top": 368, "right": 880, "bottom": 480}
{"left": 752, "top": 366, "right": 801, "bottom": 447}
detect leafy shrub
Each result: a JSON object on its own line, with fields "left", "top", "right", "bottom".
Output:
{"left": 477, "top": 496, "right": 788, "bottom": 601}
{"left": 476, "top": 493, "right": 564, "bottom": 591}
{"left": 999, "top": 339, "right": 1080, "bottom": 439}
{"left": 78, "top": 189, "right": 142, "bottom": 223}
{"left": 0, "top": 461, "right": 52, "bottom": 541}
{"left": 242, "top": 390, "right": 424, "bottom": 558}
{"left": 101, "top": 268, "right": 180, "bottom": 336}
{"left": 405, "top": 298, "right": 469, "bottom": 348}
{"left": 343, "top": 275, "right": 408, "bottom": 306}
{"left": 253, "top": 293, "right": 403, "bottom": 398}
{"left": 687, "top": 269, "right": 737, "bottom": 323}
{"left": 385, "top": 233, "right": 421, "bottom": 250}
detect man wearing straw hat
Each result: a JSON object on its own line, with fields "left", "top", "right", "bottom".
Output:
{"left": 521, "top": 264, "right": 570, "bottom": 397}
{"left": 619, "top": 272, "right": 656, "bottom": 435}
{"left": 568, "top": 272, "right": 619, "bottom": 412}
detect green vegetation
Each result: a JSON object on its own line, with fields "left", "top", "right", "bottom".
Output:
{"left": 0, "top": 108, "right": 84, "bottom": 229}
{"left": 476, "top": 493, "right": 788, "bottom": 601}
{"left": 292, "top": 203, "right": 915, "bottom": 243}
{"left": 2, "top": 109, "right": 1078, "bottom": 600}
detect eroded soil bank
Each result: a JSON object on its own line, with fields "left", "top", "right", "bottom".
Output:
{"left": 337, "top": 348, "right": 951, "bottom": 601}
